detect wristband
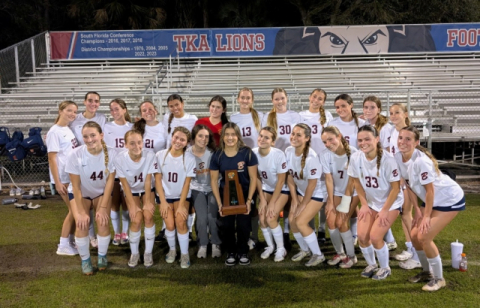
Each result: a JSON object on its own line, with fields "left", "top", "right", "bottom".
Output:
{"left": 336, "top": 195, "right": 352, "bottom": 213}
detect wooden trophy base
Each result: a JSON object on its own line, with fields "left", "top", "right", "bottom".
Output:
{"left": 221, "top": 204, "right": 248, "bottom": 216}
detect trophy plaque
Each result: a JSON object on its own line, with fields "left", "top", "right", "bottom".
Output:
{"left": 222, "top": 170, "right": 248, "bottom": 215}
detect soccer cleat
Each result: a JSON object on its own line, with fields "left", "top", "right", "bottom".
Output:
{"left": 197, "top": 246, "right": 207, "bottom": 259}
{"left": 399, "top": 258, "right": 422, "bottom": 270}
{"left": 56, "top": 244, "right": 78, "bottom": 256}
{"left": 261, "top": 246, "right": 275, "bottom": 259}
{"left": 180, "top": 254, "right": 191, "bottom": 268}
{"left": 225, "top": 253, "right": 237, "bottom": 266}
{"left": 238, "top": 254, "right": 250, "bottom": 266}
{"left": 128, "top": 253, "right": 140, "bottom": 268}
{"left": 386, "top": 241, "right": 398, "bottom": 251}
{"left": 212, "top": 244, "right": 222, "bottom": 258}
{"left": 327, "top": 253, "right": 347, "bottom": 266}
{"left": 97, "top": 255, "right": 108, "bottom": 271}
{"left": 274, "top": 247, "right": 287, "bottom": 262}
{"left": 144, "top": 253, "right": 153, "bottom": 268}
{"left": 395, "top": 250, "right": 413, "bottom": 261}
{"left": 90, "top": 237, "right": 98, "bottom": 248}
{"left": 422, "top": 278, "right": 446, "bottom": 292}
{"left": 291, "top": 250, "right": 312, "bottom": 262}
{"left": 408, "top": 271, "right": 433, "bottom": 283}
{"left": 81, "top": 258, "right": 94, "bottom": 275}
{"left": 305, "top": 254, "right": 325, "bottom": 267}
{"left": 361, "top": 264, "right": 379, "bottom": 278}
{"left": 112, "top": 234, "right": 121, "bottom": 246}
{"left": 165, "top": 249, "right": 177, "bottom": 263}
{"left": 247, "top": 239, "right": 256, "bottom": 250}
{"left": 339, "top": 255, "right": 358, "bottom": 269}
{"left": 120, "top": 233, "right": 129, "bottom": 245}
{"left": 154, "top": 229, "right": 165, "bottom": 242}
{"left": 372, "top": 267, "right": 392, "bottom": 280}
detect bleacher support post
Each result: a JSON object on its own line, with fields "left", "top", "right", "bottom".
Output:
{"left": 14, "top": 46, "right": 20, "bottom": 84}
{"left": 31, "top": 39, "right": 36, "bottom": 76}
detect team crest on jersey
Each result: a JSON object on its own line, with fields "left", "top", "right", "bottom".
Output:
{"left": 199, "top": 162, "right": 205, "bottom": 169}
{"left": 392, "top": 169, "right": 398, "bottom": 177}
{"left": 238, "top": 161, "right": 245, "bottom": 170}
{"left": 282, "top": 162, "right": 287, "bottom": 169}
{"left": 421, "top": 172, "right": 428, "bottom": 180}
{"left": 310, "top": 169, "right": 317, "bottom": 175}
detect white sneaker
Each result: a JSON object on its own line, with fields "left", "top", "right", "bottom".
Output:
{"left": 212, "top": 244, "right": 222, "bottom": 258}
{"left": 165, "top": 249, "right": 177, "bottom": 263}
{"left": 180, "top": 254, "right": 191, "bottom": 268}
{"left": 372, "top": 267, "right": 392, "bottom": 280}
{"left": 90, "top": 237, "right": 98, "bottom": 248}
{"left": 339, "top": 255, "right": 358, "bottom": 269}
{"left": 399, "top": 258, "right": 422, "bottom": 270}
{"left": 327, "top": 253, "right": 347, "bottom": 266}
{"left": 15, "top": 187, "right": 24, "bottom": 196}
{"left": 9, "top": 187, "right": 15, "bottom": 196}
{"left": 247, "top": 239, "right": 256, "bottom": 250}
{"left": 56, "top": 244, "right": 78, "bottom": 256}
{"left": 144, "top": 253, "right": 153, "bottom": 268}
{"left": 291, "top": 250, "right": 311, "bottom": 262}
{"left": 387, "top": 241, "right": 398, "bottom": 251}
{"left": 305, "top": 254, "right": 325, "bottom": 267}
{"left": 395, "top": 250, "right": 413, "bottom": 261}
{"left": 261, "top": 246, "right": 275, "bottom": 259}
{"left": 422, "top": 278, "right": 446, "bottom": 292}
{"left": 197, "top": 246, "right": 207, "bottom": 259}
{"left": 274, "top": 247, "right": 287, "bottom": 262}
{"left": 128, "top": 253, "right": 140, "bottom": 268}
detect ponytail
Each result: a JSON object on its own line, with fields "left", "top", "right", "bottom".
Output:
{"left": 266, "top": 108, "right": 278, "bottom": 131}
{"left": 250, "top": 107, "right": 261, "bottom": 132}
{"left": 167, "top": 113, "right": 174, "bottom": 134}
{"left": 319, "top": 106, "right": 327, "bottom": 126}
{"left": 401, "top": 125, "right": 441, "bottom": 176}
{"left": 133, "top": 118, "right": 146, "bottom": 137}
{"left": 101, "top": 139, "right": 109, "bottom": 176}
{"left": 376, "top": 141, "right": 383, "bottom": 177}
{"left": 300, "top": 139, "right": 311, "bottom": 180}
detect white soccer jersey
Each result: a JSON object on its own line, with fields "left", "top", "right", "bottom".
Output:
{"left": 298, "top": 111, "right": 331, "bottom": 155}
{"left": 187, "top": 147, "right": 213, "bottom": 193}
{"left": 320, "top": 146, "right": 358, "bottom": 196}
{"left": 162, "top": 113, "right": 198, "bottom": 149}
{"left": 285, "top": 146, "right": 323, "bottom": 199}
{"left": 261, "top": 110, "right": 302, "bottom": 152}
{"left": 69, "top": 112, "right": 106, "bottom": 145}
{"left": 103, "top": 121, "right": 133, "bottom": 149}
{"left": 46, "top": 124, "right": 80, "bottom": 184}
{"left": 347, "top": 150, "right": 403, "bottom": 211}
{"left": 65, "top": 145, "right": 117, "bottom": 199}
{"left": 395, "top": 149, "right": 464, "bottom": 209}
{"left": 156, "top": 149, "right": 196, "bottom": 199}
{"left": 364, "top": 120, "right": 393, "bottom": 151}
{"left": 230, "top": 111, "right": 264, "bottom": 149}
{"left": 299, "top": 109, "right": 334, "bottom": 123}
{"left": 390, "top": 127, "right": 400, "bottom": 155}
{"left": 253, "top": 147, "right": 289, "bottom": 192}
{"left": 327, "top": 117, "right": 366, "bottom": 149}
{"left": 143, "top": 122, "right": 167, "bottom": 153}
{"left": 114, "top": 150, "right": 157, "bottom": 194}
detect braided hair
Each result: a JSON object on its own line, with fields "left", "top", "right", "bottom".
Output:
{"left": 293, "top": 123, "right": 312, "bottom": 180}
{"left": 166, "top": 94, "right": 185, "bottom": 134}
{"left": 358, "top": 125, "right": 382, "bottom": 176}
{"left": 82, "top": 121, "right": 109, "bottom": 176}
{"left": 322, "top": 126, "right": 352, "bottom": 168}
{"left": 309, "top": 89, "right": 327, "bottom": 125}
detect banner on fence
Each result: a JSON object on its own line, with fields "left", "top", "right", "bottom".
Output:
{"left": 50, "top": 23, "right": 480, "bottom": 60}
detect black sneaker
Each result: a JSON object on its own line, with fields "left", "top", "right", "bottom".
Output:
{"left": 155, "top": 229, "right": 165, "bottom": 242}
{"left": 317, "top": 231, "right": 327, "bottom": 246}
{"left": 238, "top": 254, "right": 250, "bottom": 266}
{"left": 283, "top": 233, "right": 292, "bottom": 251}
{"left": 225, "top": 253, "right": 237, "bottom": 266}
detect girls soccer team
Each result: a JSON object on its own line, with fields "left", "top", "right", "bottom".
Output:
{"left": 46, "top": 89, "right": 465, "bottom": 292}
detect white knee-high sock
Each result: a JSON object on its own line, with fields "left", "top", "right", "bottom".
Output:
{"left": 271, "top": 225, "right": 284, "bottom": 249}
{"left": 121, "top": 210, "right": 130, "bottom": 234}
{"left": 329, "top": 228, "right": 344, "bottom": 255}
{"left": 411, "top": 246, "right": 420, "bottom": 262}
{"left": 406, "top": 241, "right": 413, "bottom": 252}
{"left": 293, "top": 232, "right": 309, "bottom": 251}
{"left": 129, "top": 230, "right": 141, "bottom": 255}
{"left": 304, "top": 232, "right": 322, "bottom": 255}
{"left": 360, "top": 245, "right": 376, "bottom": 266}
{"left": 384, "top": 228, "right": 395, "bottom": 243}
{"left": 350, "top": 217, "right": 358, "bottom": 238}
{"left": 374, "top": 243, "right": 390, "bottom": 269}
{"left": 340, "top": 230, "right": 355, "bottom": 257}
{"left": 165, "top": 229, "right": 176, "bottom": 251}
{"left": 75, "top": 236, "right": 90, "bottom": 261}
{"left": 178, "top": 232, "right": 189, "bottom": 255}
{"left": 144, "top": 225, "right": 156, "bottom": 254}
{"left": 187, "top": 213, "right": 195, "bottom": 233}
{"left": 97, "top": 234, "right": 111, "bottom": 256}
{"left": 111, "top": 210, "right": 120, "bottom": 234}
{"left": 89, "top": 209, "right": 95, "bottom": 238}
{"left": 428, "top": 255, "right": 443, "bottom": 279}
{"left": 283, "top": 217, "right": 290, "bottom": 233}
{"left": 261, "top": 228, "right": 274, "bottom": 248}
{"left": 416, "top": 250, "right": 430, "bottom": 271}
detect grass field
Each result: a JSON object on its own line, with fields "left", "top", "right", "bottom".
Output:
{"left": 0, "top": 194, "right": 479, "bottom": 308}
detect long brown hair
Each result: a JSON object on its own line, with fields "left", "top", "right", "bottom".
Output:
{"left": 334, "top": 94, "right": 360, "bottom": 127}
{"left": 110, "top": 98, "right": 132, "bottom": 122}
{"left": 400, "top": 126, "right": 440, "bottom": 175}
{"left": 358, "top": 125, "right": 382, "bottom": 176}
{"left": 237, "top": 87, "right": 261, "bottom": 131}
{"left": 55, "top": 101, "right": 78, "bottom": 124}
{"left": 166, "top": 94, "right": 184, "bottom": 134}
{"left": 293, "top": 123, "right": 312, "bottom": 180}
{"left": 82, "top": 121, "right": 109, "bottom": 175}
{"left": 192, "top": 124, "right": 217, "bottom": 152}
{"left": 219, "top": 122, "right": 247, "bottom": 152}
{"left": 363, "top": 96, "right": 388, "bottom": 132}
{"left": 163, "top": 126, "right": 192, "bottom": 171}
{"left": 322, "top": 126, "right": 352, "bottom": 168}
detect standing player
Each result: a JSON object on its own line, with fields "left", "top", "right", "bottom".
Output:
{"left": 188, "top": 125, "right": 222, "bottom": 259}
{"left": 395, "top": 126, "right": 465, "bottom": 292}
{"left": 66, "top": 122, "right": 117, "bottom": 275}
{"left": 103, "top": 99, "right": 133, "bottom": 246}
{"left": 347, "top": 125, "right": 403, "bottom": 280}
{"left": 135, "top": 100, "right": 166, "bottom": 153}
{"left": 114, "top": 130, "right": 157, "bottom": 268}
{"left": 285, "top": 123, "right": 326, "bottom": 267}
{"left": 155, "top": 127, "right": 196, "bottom": 268}
{"left": 195, "top": 95, "right": 229, "bottom": 147}
{"left": 253, "top": 127, "right": 289, "bottom": 262}
{"left": 321, "top": 126, "right": 359, "bottom": 268}
{"left": 47, "top": 101, "right": 80, "bottom": 256}
{"left": 69, "top": 91, "right": 106, "bottom": 248}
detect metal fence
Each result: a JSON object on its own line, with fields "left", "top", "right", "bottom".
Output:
{"left": 0, "top": 32, "right": 47, "bottom": 92}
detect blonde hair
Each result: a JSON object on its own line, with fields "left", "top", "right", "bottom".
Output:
{"left": 310, "top": 89, "right": 327, "bottom": 126}
{"left": 55, "top": 101, "right": 78, "bottom": 124}
{"left": 238, "top": 87, "right": 261, "bottom": 131}
{"left": 401, "top": 126, "right": 440, "bottom": 175}
{"left": 266, "top": 88, "right": 288, "bottom": 132}
{"left": 390, "top": 103, "right": 411, "bottom": 126}
{"left": 293, "top": 123, "right": 312, "bottom": 180}
{"left": 363, "top": 96, "right": 388, "bottom": 132}
{"left": 110, "top": 98, "right": 132, "bottom": 122}
{"left": 322, "top": 126, "right": 351, "bottom": 168}
{"left": 260, "top": 126, "right": 277, "bottom": 143}
{"left": 82, "top": 121, "right": 109, "bottom": 176}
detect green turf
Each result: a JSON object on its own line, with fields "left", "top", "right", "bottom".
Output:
{"left": 0, "top": 195, "right": 479, "bottom": 308}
